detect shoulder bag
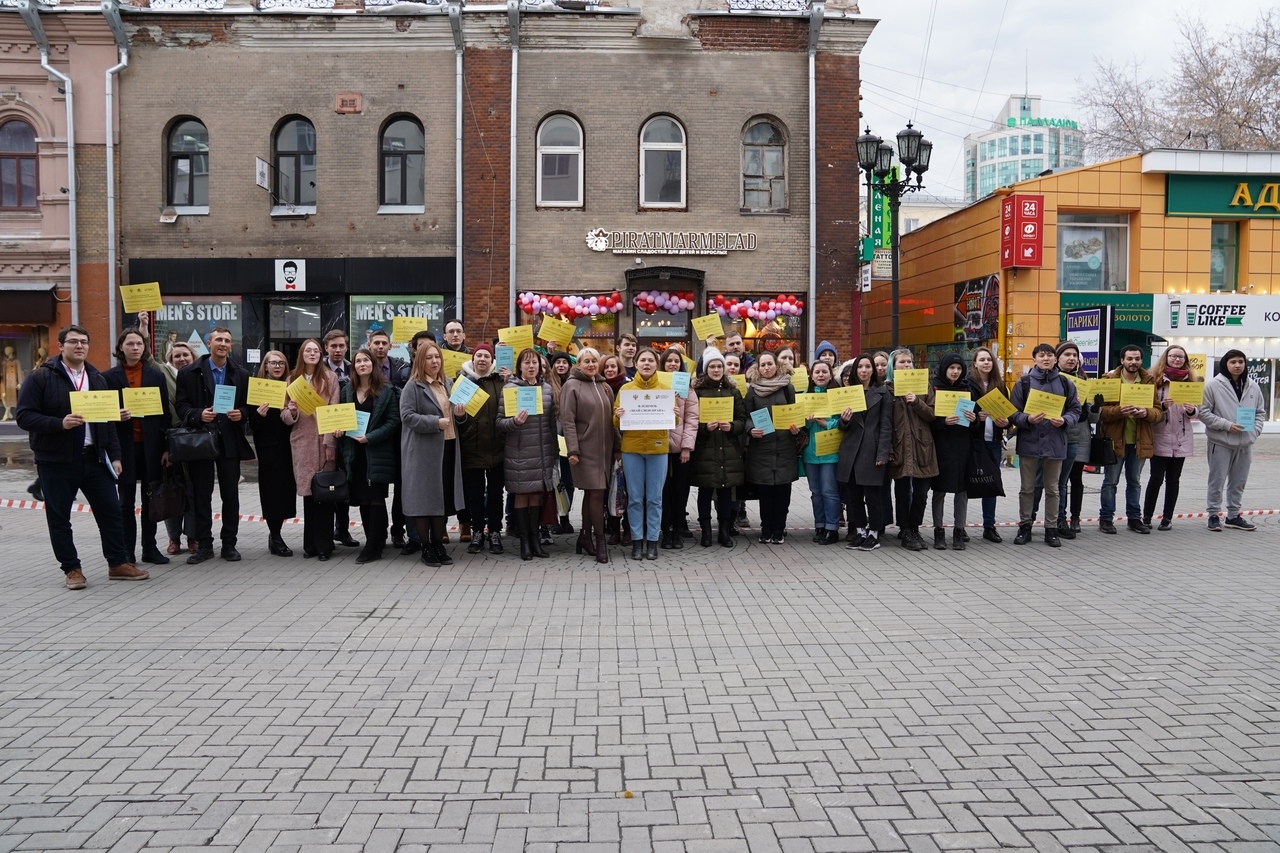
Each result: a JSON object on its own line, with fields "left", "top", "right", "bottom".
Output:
{"left": 310, "top": 470, "right": 349, "bottom": 503}
{"left": 166, "top": 426, "right": 222, "bottom": 463}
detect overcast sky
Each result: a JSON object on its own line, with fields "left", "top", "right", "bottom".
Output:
{"left": 856, "top": 0, "right": 1273, "bottom": 200}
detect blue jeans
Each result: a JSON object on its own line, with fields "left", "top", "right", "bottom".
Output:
{"left": 807, "top": 463, "right": 841, "bottom": 531}
{"left": 38, "top": 456, "right": 129, "bottom": 572}
{"left": 1100, "top": 443, "right": 1146, "bottom": 522}
{"left": 981, "top": 439, "right": 1002, "bottom": 527}
{"left": 622, "top": 452, "right": 667, "bottom": 542}
{"left": 1032, "top": 441, "right": 1078, "bottom": 526}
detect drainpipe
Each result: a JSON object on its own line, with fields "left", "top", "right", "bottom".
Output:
{"left": 507, "top": 0, "right": 519, "bottom": 325}
{"left": 103, "top": 0, "right": 128, "bottom": 346}
{"left": 19, "top": 0, "right": 79, "bottom": 325}
{"left": 449, "top": 1, "right": 463, "bottom": 321}
{"left": 807, "top": 0, "right": 823, "bottom": 361}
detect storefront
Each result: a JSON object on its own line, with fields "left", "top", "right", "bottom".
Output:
{"left": 0, "top": 282, "right": 58, "bottom": 420}
{"left": 126, "top": 257, "right": 456, "bottom": 367}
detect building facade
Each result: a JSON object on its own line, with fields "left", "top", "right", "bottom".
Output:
{"left": 963, "top": 95, "right": 1084, "bottom": 203}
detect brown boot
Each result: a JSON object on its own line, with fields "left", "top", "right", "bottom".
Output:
{"left": 109, "top": 563, "right": 150, "bottom": 581}
{"left": 606, "top": 516, "right": 620, "bottom": 546}
{"left": 595, "top": 532, "right": 609, "bottom": 564}
{"left": 459, "top": 519, "right": 471, "bottom": 538}
{"left": 64, "top": 569, "right": 86, "bottom": 590}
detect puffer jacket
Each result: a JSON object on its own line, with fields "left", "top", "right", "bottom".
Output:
{"left": 668, "top": 386, "right": 700, "bottom": 454}
{"left": 1151, "top": 379, "right": 1198, "bottom": 458}
{"left": 497, "top": 378, "right": 558, "bottom": 494}
{"left": 1198, "top": 372, "right": 1265, "bottom": 449}
{"left": 1008, "top": 367, "right": 1082, "bottom": 460}
{"left": 885, "top": 381, "right": 939, "bottom": 479}
{"left": 744, "top": 382, "right": 799, "bottom": 486}
{"left": 1098, "top": 367, "right": 1163, "bottom": 459}
{"left": 614, "top": 370, "right": 671, "bottom": 455}
{"left": 457, "top": 359, "right": 506, "bottom": 470}
{"left": 340, "top": 382, "right": 401, "bottom": 484}
{"left": 689, "top": 377, "right": 746, "bottom": 489}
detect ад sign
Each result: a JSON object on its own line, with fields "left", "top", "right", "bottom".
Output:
{"left": 1000, "top": 194, "right": 1044, "bottom": 269}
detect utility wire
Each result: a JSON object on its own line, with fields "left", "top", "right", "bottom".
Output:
{"left": 912, "top": 0, "right": 939, "bottom": 120}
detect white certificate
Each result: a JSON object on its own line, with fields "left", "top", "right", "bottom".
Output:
{"left": 619, "top": 388, "right": 676, "bottom": 431}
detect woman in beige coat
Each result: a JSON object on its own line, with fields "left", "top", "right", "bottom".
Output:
{"left": 280, "top": 339, "right": 341, "bottom": 561}
{"left": 558, "top": 348, "right": 617, "bottom": 563}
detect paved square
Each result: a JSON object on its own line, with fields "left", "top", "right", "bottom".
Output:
{"left": 2, "top": 438, "right": 1280, "bottom": 851}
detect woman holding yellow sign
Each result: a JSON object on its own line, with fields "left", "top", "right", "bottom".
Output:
{"left": 248, "top": 351, "right": 296, "bottom": 557}
{"left": 744, "top": 351, "right": 800, "bottom": 545}
{"left": 968, "top": 347, "right": 1012, "bottom": 543}
{"left": 1142, "top": 345, "right": 1199, "bottom": 530}
{"left": 928, "top": 353, "right": 977, "bottom": 551}
{"left": 802, "top": 360, "right": 842, "bottom": 545}
{"left": 499, "top": 348, "right": 558, "bottom": 561}
{"left": 402, "top": 342, "right": 468, "bottom": 566}
{"left": 280, "top": 339, "right": 341, "bottom": 561}
{"left": 835, "top": 355, "right": 892, "bottom": 552}
{"left": 885, "top": 349, "right": 938, "bottom": 552}
{"left": 341, "top": 349, "right": 401, "bottom": 563}
{"left": 690, "top": 348, "right": 746, "bottom": 548}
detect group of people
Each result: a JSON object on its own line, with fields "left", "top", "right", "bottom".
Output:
{"left": 15, "top": 317, "right": 1266, "bottom": 590}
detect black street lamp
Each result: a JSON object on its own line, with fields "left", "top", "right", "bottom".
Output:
{"left": 857, "top": 123, "right": 932, "bottom": 349}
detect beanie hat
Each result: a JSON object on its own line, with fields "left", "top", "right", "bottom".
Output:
{"left": 473, "top": 343, "right": 494, "bottom": 358}
{"left": 703, "top": 346, "right": 725, "bottom": 366}
{"left": 1055, "top": 340, "right": 1080, "bottom": 358}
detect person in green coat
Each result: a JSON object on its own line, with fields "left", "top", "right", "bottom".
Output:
{"left": 340, "top": 349, "right": 401, "bottom": 564}
{"left": 803, "top": 360, "right": 842, "bottom": 544}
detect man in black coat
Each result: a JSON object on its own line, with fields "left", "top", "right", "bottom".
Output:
{"left": 15, "top": 324, "right": 148, "bottom": 589}
{"left": 175, "top": 326, "right": 254, "bottom": 564}
{"left": 103, "top": 326, "right": 173, "bottom": 566}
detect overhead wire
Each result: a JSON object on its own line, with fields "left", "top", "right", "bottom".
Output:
{"left": 942, "top": 0, "right": 1012, "bottom": 191}
{"left": 912, "top": 0, "right": 939, "bottom": 119}
{"left": 862, "top": 59, "right": 1080, "bottom": 107}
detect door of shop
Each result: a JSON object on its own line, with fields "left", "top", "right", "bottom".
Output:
{"left": 267, "top": 298, "right": 324, "bottom": 366}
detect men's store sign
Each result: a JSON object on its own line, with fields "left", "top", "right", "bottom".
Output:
{"left": 1153, "top": 293, "right": 1280, "bottom": 337}
{"left": 1166, "top": 174, "right": 1280, "bottom": 218}
{"left": 586, "top": 228, "right": 757, "bottom": 256}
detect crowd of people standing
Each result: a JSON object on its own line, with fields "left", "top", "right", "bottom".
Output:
{"left": 14, "top": 318, "right": 1267, "bottom": 590}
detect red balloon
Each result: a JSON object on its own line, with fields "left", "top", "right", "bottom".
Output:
{"left": 738, "top": 305, "right": 749, "bottom": 318}
{"left": 521, "top": 304, "right": 534, "bottom": 315}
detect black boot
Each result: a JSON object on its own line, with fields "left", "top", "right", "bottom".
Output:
{"left": 645, "top": 540, "right": 659, "bottom": 560}
{"left": 952, "top": 530, "right": 966, "bottom": 551}
{"left": 1013, "top": 523, "right": 1033, "bottom": 545}
{"left": 668, "top": 528, "right": 683, "bottom": 550}
{"left": 934, "top": 528, "right": 948, "bottom": 550}
{"left": 436, "top": 539, "right": 454, "bottom": 565}
{"left": 700, "top": 518, "right": 713, "bottom": 547}
{"left": 516, "top": 513, "right": 533, "bottom": 561}
{"left": 488, "top": 527, "right": 504, "bottom": 555}
{"left": 527, "top": 508, "right": 549, "bottom": 558}
{"left": 631, "top": 540, "right": 643, "bottom": 560}
{"left": 467, "top": 529, "right": 485, "bottom": 554}
{"left": 718, "top": 522, "right": 733, "bottom": 548}
{"left": 421, "top": 531, "right": 441, "bottom": 567}
{"left": 269, "top": 532, "right": 293, "bottom": 557}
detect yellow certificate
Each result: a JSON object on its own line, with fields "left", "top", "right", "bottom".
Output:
{"left": 813, "top": 427, "right": 844, "bottom": 457}
{"left": 315, "top": 402, "right": 358, "bottom": 434}
{"left": 286, "top": 375, "right": 329, "bottom": 417}
{"left": 1187, "top": 353, "right": 1208, "bottom": 375}
{"left": 1166, "top": 381, "right": 1204, "bottom": 406}
{"left": 731, "top": 374, "right": 748, "bottom": 395}
{"left": 70, "top": 390, "right": 121, "bottom": 422}
{"left": 772, "top": 403, "right": 805, "bottom": 430}
{"left": 976, "top": 388, "right": 1017, "bottom": 420}
{"left": 537, "top": 316, "right": 576, "bottom": 348}
{"left": 558, "top": 435, "right": 569, "bottom": 457}
{"left": 247, "top": 377, "right": 288, "bottom": 409}
{"left": 498, "top": 324, "right": 535, "bottom": 353}
{"left": 503, "top": 386, "right": 545, "bottom": 416}
{"left": 121, "top": 386, "right": 164, "bottom": 417}
{"left": 392, "top": 315, "right": 428, "bottom": 343}
{"left": 441, "top": 348, "right": 468, "bottom": 378}
{"left": 1090, "top": 377, "right": 1121, "bottom": 402}
{"left": 826, "top": 385, "right": 867, "bottom": 415}
{"left": 119, "top": 281, "right": 163, "bottom": 314}
{"left": 691, "top": 313, "right": 724, "bottom": 341}
{"left": 1119, "top": 382, "right": 1155, "bottom": 409}
{"left": 892, "top": 368, "right": 930, "bottom": 396}
{"left": 1061, "top": 373, "right": 1090, "bottom": 399}
{"left": 463, "top": 385, "right": 490, "bottom": 417}
{"left": 1023, "top": 389, "right": 1066, "bottom": 419}
{"left": 791, "top": 366, "right": 809, "bottom": 394}
{"left": 801, "top": 393, "right": 828, "bottom": 419}
{"left": 698, "top": 395, "right": 734, "bottom": 424}
{"left": 933, "top": 390, "right": 970, "bottom": 419}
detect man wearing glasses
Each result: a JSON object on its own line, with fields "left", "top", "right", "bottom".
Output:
{"left": 16, "top": 325, "right": 149, "bottom": 589}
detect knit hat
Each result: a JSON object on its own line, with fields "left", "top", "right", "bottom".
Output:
{"left": 703, "top": 346, "right": 725, "bottom": 366}
{"left": 815, "top": 340, "right": 838, "bottom": 362}
{"left": 1055, "top": 340, "right": 1080, "bottom": 357}
{"left": 473, "top": 343, "right": 494, "bottom": 358}
{"left": 549, "top": 351, "right": 574, "bottom": 368}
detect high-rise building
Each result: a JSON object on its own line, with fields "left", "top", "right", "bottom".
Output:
{"left": 964, "top": 95, "right": 1085, "bottom": 203}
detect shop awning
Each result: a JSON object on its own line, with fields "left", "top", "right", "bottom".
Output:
{"left": 0, "top": 282, "right": 58, "bottom": 324}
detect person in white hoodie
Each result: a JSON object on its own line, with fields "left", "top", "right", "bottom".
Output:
{"left": 1197, "top": 349, "right": 1265, "bottom": 532}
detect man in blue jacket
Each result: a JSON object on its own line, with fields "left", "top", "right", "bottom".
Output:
{"left": 1009, "top": 343, "right": 1082, "bottom": 548}
{"left": 15, "top": 325, "right": 149, "bottom": 589}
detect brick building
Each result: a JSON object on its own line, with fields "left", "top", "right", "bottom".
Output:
{"left": 6, "top": 0, "right": 874, "bottom": 369}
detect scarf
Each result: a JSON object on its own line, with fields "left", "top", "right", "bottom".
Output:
{"left": 746, "top": 363, "right": 792, "bottom": 397}
{"left": 1164, "top": 366, "right": 1189, "bottom": 382}
{"left": 605, "top": 373, "right": 626, "bottom": 393}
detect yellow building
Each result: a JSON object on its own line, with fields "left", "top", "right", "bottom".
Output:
{"left": 863, "top": 149, "right": 1280, "bottom": 415}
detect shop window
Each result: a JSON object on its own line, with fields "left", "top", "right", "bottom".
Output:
{"left": 379, "top": 115, "right": 424, "bottom": 209}
{"left": 349, "top": 294, "right": 444, "bottom": 363}
{"left": 1210, "top": 221, "right": 1239, "bottom": 292}
{"left": 0, "top": 119, "right": 38, "bottom": 210}
{"left": 741, "top": 118, "right": 787, "bottom": 212}
{"left": 516, "top": 291, "right": 622, "bottom": 355}
{"left": 273, "top": 116, "right": 316, "bottom": 212}
{"left": 152, "top": 296, "right": 243, "bottom": 361}
{"left": 1058, "top": 214, "right": 1129, "bottom": 292}
{"left": 639, "top": 116, "right": 685, "bottom": 208}
{"left": 708, "top": 293, "right": 805, "bottom": 359}
{"left": 536, "top": 114, "right": 583, "bottom": 208}
{"left": 167, "top": 118, "right": 208, "bottom": 211}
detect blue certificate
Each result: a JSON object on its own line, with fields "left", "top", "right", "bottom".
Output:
{"left": 495, "top": 345, "right": 515, "bottom": 373}
{"left": 449, "top": 376, "right": 480, "bottom": 407}
{"left": 350, "top": 411, "right": 371, "bottom": 439}
{"left": 212, "top": 385, "right": 237, "bottom": 414}
{"left": 750, "top": 408, "right": 775, "bottom": 435}
{"left": 955, "top": 398, "right": 977, "bottom": 418}
{"left": 670, "top": 372, "right": 691, "bottom": 398}
{"left": 1236, "top": 406, "right": 1256, "bottom": 431}
{"left": 516, "top": 386, "right": 539, "bottom": 412}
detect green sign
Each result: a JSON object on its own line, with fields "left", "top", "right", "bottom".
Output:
{"left": 1166, "top": 174, "right": 1280, "bottom": 218}
{"left": 1005, "top": 117, "right": 1079, "bottom": 129}
{"left": 1058, "top": 293, "right": 1153, "bottom": 340}
{"left": 870, "top": 168, "right": 897, "bottom": 249}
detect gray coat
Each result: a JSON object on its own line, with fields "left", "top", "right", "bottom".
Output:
{"left": 498, "top": 378, "right": 558, "bottom": 495}
{"left": 836, "top": 384, "right": 893, "bottom": 486}
{"left": 399, "top": 377, "right": 465, "bottom": 517}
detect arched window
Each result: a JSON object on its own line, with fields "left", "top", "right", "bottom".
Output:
{"left": 0, "top": 119, "right": 38, "bottom": 210}
{"left": 537, "top": 114, "right": 583, "bottom": 207}
{"left": 639, "top": 116, "right": 685, "bottom": 208}
{"left": 742, "top": 119, "right": 786, "bottom": 211}
{"left": 380, "top": 116, "right": 424, "bottom": 207}
{"left": 274, "top": 117, "right": 316, "bottom": 207}
{"left": 167, "top": 118, "right": 208, "bottom": 208}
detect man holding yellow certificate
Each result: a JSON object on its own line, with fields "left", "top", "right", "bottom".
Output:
{"left": 1095, "top": 345, "right": 1162, "bottom": 535}
{"left": 1008, "top": 343, "right": 1082, "bottom": 547}
{"left": 15, "top": 324, "right": 148, "bottom": 589}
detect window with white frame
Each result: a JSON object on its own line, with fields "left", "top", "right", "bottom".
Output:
{"left": 741, "top": 119, "right": 786, "bottom": 212}
{"left": 167, "top": 118, "right": 208, "bottom": 210}
{"left": 274, "top": 116, "right": 316, "bottom": 209}
{"left": 380, "top": 115, "right": 424, "bottom": 207}
{"left": 1058, "top": 213, "right": 1129, "bottom": 292}
{"left": 537, "top": 114, "right": 583, "bottom": 207}
{"left": 639, "top": 116, "right": 685, "bottom": 208}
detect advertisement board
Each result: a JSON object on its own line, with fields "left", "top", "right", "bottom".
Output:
{"left": 1153, "top": 293, "right": 1280, "bottom": 338}
{"left": 1064, "top": 306, "right": 1112, "bottom": 376}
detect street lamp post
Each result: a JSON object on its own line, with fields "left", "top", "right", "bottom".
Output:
{"left": 856, "top": 123, "right": 932, "bottom": 350}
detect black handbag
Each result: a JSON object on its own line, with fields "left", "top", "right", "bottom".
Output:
{"left": 166, "top": 426, "right": 222, "bottom": 463}
{"left": 965, "top": 444, "right": 1005, "bottom": 499}
{"left": 310, "top": 470, "right": 349, "bottom": 503}
{"left": 147, "top": 470, "right": 188, "bottom": 523}
{"left": 1088, "top": 432, "right": 1119, "bottom": 467}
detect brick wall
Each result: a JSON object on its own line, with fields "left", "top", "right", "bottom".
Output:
{"left": 696, "top": 17, "right": 808, "bottom": 52}
{"left": 814, "top": 52, "right": 860, "bottom": 360}
{"left": 461, "top": 46, "right": 511, "bottom": 346}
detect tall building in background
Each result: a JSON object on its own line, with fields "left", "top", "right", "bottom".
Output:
{"left": 964, "top": 95, "right": 1085, "bottom": 202}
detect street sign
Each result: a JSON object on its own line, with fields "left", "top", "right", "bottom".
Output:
{"left": 1001, "top": 193, "right": 1045, "bottom": 269}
